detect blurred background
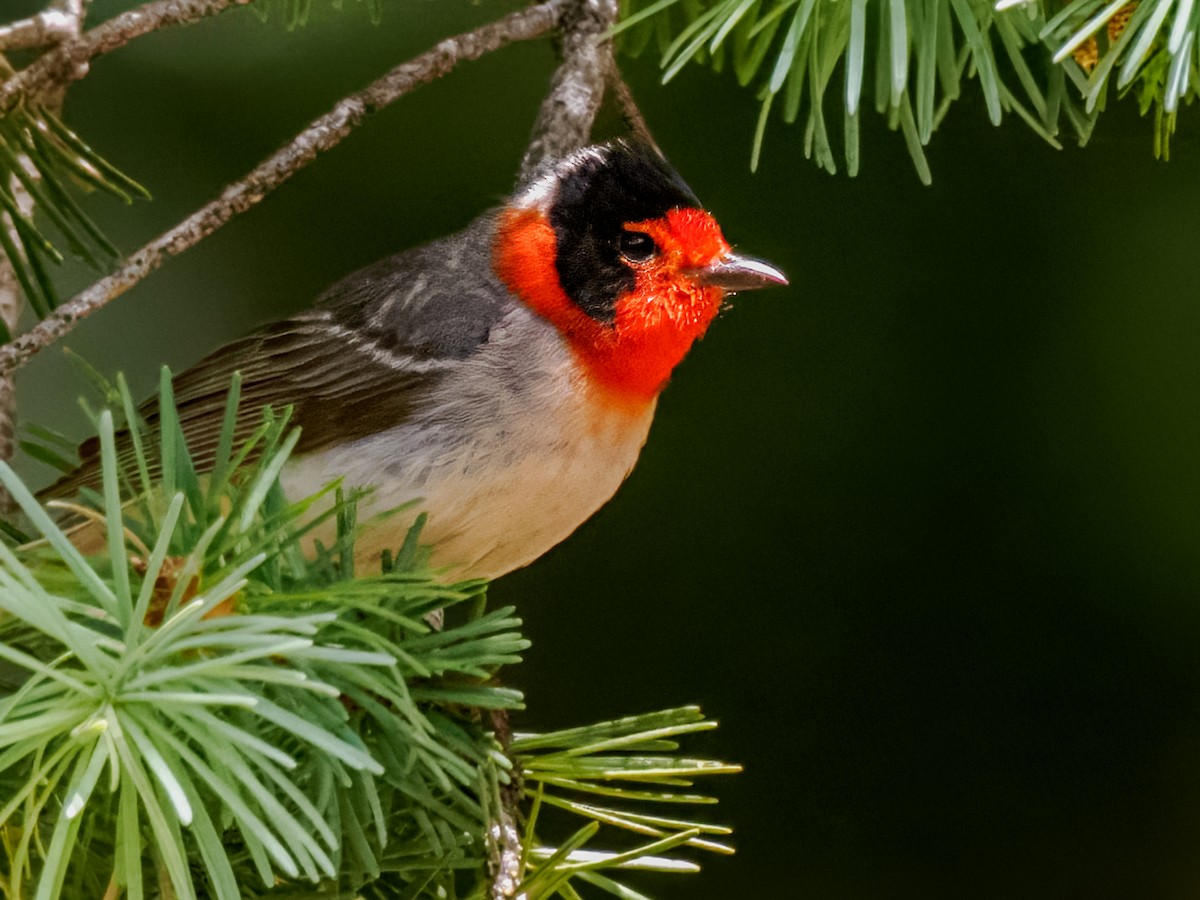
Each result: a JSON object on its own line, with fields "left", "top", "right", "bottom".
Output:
{"left": 10, "top": 0, "right": 1200, "bottom": 896}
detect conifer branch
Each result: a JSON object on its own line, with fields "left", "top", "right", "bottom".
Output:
{"left": 0, "top": 0, "right": 569, "bottom": 377}
{"left": 0, "top": 172, "right": 34, "bottom": 509}
{"left": 518, "top": 0, "right": 620, "bottom": 188}
{"left": 0, "top": 9, "right": 78, "bottom": 53}
{"left": 608, "top": 61, "right": 660, "bottom": 151}
{"left": 0, "top": 0, "right": 90, "bottom": 497}
{"left": 618, "top": 0, "right": 1200, "bottom": 177}
{"left": 0, "top": 0, "right": 86, "bottom": 52}
{"left": 5, "top": 372, "right": 736, "bottom": 897}
{"left": 0, "top": 0, "right": 247, "bottom": 113}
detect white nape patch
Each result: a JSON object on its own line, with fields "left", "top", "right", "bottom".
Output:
{"left": 513, "top": 144, "right": 612, "bottom": 212}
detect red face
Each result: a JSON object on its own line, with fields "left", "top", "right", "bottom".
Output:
{"left": 617, "top": 207, "right": 732, "bottom": 331}
{"left": 494, "top": 206, "right": 733, "bottom": 407}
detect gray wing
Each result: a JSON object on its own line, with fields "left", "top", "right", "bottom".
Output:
{"left": 44, "top": 213, "right": 513, "bottom": 498}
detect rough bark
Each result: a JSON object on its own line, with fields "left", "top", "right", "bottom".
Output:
{"left": 517, "top": 0, "right": 619, "bottom": 189}
{"left": 0, "top": 0, "right": 246, "bottom": 112}
{"left": 0, "top": 0, "right": 89, "bottom": 501}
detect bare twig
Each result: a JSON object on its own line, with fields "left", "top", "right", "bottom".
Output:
{"left": 488, "top": 708, "right": 524, "bottom": 899}
{"left": 0, "top": 11, "right": 78, "bottom": 52}
{"left": 0, "top": 0, "right": 85, "bottom": 51}
{"left": 0, "top": 166, "right": 35, "bottom": 385}
{"left": 607, "top": 61, "right": 660, "bottom": 152}
{"left": 0, "top": 248, "right": 22, "bottom": 510}
{"left": 517, "top": 0, "right": 619, "bottom": 189}
{"left": 0, "top": 0, "right": 569, "bottom": 376}
{"left": 0, "top": 0, "right": 248, "bottom": 112}
{"left": 0, "top": 155, "right": 34, "bottom": 509}
{"left": 488, "top": 813, "right": 524, "bottom": 900}
{"left": 0, "top": 0, "right": 91, "bottom": 494}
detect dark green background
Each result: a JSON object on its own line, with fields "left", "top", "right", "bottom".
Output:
{"left": 12, "top": 0, "right": 1200, "bottom": 896}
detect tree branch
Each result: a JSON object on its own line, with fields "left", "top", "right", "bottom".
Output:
{"left": 488, "top": 709, "right": 523, "bottom": 899}
{"left": 0, "top": 0, "right": 92, "bottom": 496}
{"left": 0, "top": 0, "right": 569, "bottom": 376}
{"left": 0, "top": 169, "right": 36, "bottom": 500}
{"left": 0, "top": 10, "right": 78, "bottom": 53}
{"left": 0, "top": 262, "right": 22, "bottom": 512}
{"left": 0, "top": 0, "right": 249, "bottom": 112}
{"left": 607, "top": 61, "right": 660, "bottom": 152}
{"left": 517, "top": 0, "right": 618, "bottom": 189}
{"left": 0, "top": 0, "right": 86, "bottom": 51}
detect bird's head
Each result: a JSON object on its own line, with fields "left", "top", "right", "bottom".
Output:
{"left": 494, "top": 141, "right": 786, "bottom": 407}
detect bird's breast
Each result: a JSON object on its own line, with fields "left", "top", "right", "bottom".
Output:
{"left": 279, "top": 305, "right": 657, "bottom": 580}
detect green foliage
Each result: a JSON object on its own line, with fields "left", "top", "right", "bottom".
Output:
{"left": 0, "top": 371, "right": 736, "bottom": 898}
{"left": 618, "top": 0, "right": 1200, "bottom": 180}
{"left": 0, "top": 80, "right": 148, "bottom": 328}
{"left": 512, "top": 708, "right": 741, "bottom": 897}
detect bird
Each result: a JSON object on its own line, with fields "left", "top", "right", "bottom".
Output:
{"left": 47, "top": 140, "right": 786, "bottom": 580}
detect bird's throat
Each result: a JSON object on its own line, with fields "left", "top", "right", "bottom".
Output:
{"left": 494, "top": 208, "right": 720, "bottom": 406}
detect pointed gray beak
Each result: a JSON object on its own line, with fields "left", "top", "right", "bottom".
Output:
{"left": 693, "top": 253, "right": 788, "bottom": 293}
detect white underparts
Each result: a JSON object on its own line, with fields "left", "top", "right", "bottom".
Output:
{"left": 280, "top": 303, "right": 655, "bottom": 580}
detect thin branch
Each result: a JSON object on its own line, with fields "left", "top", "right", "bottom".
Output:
{"left": 0, "top": 11, "right": 78, "bottom": 52}
{"left": 0, "top": 0, "right": 86, "bottom": 51}
{"left": 0, "top": 0, "right": 91, "bottom": 493}
{"left": 0, "top": 0, "right": 569, "bottom": 376}
{"left": 0, "top": 158, "right": 29, "bottom": 506}
{"left": 0, "top": 0, "right": 249, "bottom": 112}
{"left": 607, "top": 60, "right": 660, "bottom": 152}
{"left": 488, "top": 709, "right": 523, "bottom": 899}
{"left": 0, "top": 257, "right": 21, "bottom": 512}
{"left": 517, "top": 0, "right": 619, "bottom": 189}
{"left": 0, "top": 169, "right": 35, "bottom": 476}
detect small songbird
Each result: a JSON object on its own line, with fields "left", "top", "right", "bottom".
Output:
{"left": 49, "top": 141, "right": 786, "bottom": 580}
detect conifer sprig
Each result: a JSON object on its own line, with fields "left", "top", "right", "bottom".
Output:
{"left": 619, "top": 0, "right": 1198, "bottom": 179}
{"left": 0, "top": 370, "right": 736, "bottom": 898}
{"left": 0, "top": 93, "right": 147, "bottom": 329}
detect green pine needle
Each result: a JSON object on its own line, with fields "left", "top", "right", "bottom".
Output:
{"left": 0, "top": 371, "right": 738, "bottom": 898}
{"left": 620, "top": 0, "right": 1200, "bottom": 179}
{"left": 0, "top": 99, "right": 147, "bottom": 318}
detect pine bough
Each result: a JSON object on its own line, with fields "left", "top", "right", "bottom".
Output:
{"left": 0, "top": 371, "right": 738, "bottom": 899}
{"left": 619, "top": 0, "right": 1199, "bottom": 179}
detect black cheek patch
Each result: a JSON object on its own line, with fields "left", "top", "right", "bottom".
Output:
{"left": 549, "top": 143, "right": 700, "bottom": 325}
{"left": 555, "top": 232, "right": 634, "bottom": 324}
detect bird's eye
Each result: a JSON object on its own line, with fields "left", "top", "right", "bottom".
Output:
{"left": 619, "top": 231, "right": 657, "bottom": 263}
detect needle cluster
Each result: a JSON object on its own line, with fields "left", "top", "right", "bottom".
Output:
{"left": 0, "top": 372, "right": 737, "bottom": 898}
{"left": 619, "top": 0, "right": 1200, "bottom": 180}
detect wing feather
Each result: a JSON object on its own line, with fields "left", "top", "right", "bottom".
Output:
{"left": 42, "top": 314, "right": 439, "bottom": 498}
{"left": 41, "top": 212, "right": 511, "bottom": 501}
